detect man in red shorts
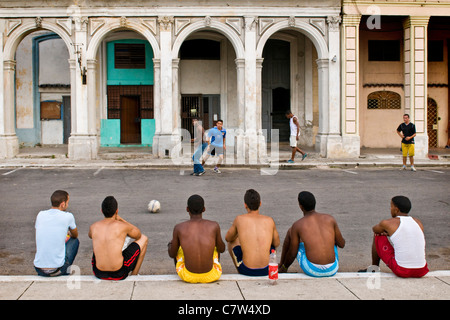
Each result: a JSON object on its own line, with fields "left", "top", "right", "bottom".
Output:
{"left": 89, "top": 196, "right": 148, "bottom": 280}
{"left": 359, "top": 196, "right": 428, "bottom": 278}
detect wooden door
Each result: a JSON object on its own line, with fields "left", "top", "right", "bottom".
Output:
{"left": 120, "top": 95, "right": 141, "bottom": 144}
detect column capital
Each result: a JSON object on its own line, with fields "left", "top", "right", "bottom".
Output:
{"left": 316, "top": 58, "right": 329, "bottom": 69}
{"left": 403, "top": 16, "right": 430, "bottom": 28}
{"left": 3, "top": 59, "right": 16, "bottom": 71}
{"left": 342, "top": 14, "right": 361, "bottom": 26}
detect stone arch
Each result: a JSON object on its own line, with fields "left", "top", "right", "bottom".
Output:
{"left": 3, "top": 20, "right": 74, "bottom": 61}
{"left": 172, "top": 19, "right": 244, "bottom": 59}
{"left": 86, "top": 19, "right": 160, "bottom": 60}
{"left": 256, "top": 19, "right": 329, "bottom": 60}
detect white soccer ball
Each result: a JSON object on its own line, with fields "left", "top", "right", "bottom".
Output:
{"left": 147, "top": 200, "right": 161, "bottom": 213}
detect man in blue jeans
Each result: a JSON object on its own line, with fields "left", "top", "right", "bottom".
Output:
{"left": 34, "top": 190, "right": 79, "bottom": 277}
{"left": 191, "top": 118, "right": 207, "bottom": 176}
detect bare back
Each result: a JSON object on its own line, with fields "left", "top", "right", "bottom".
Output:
{"left": 293, "top": 213, "right": 345, "bottom": 265}
{"left": 232, "top": 214, "right": 279, "bottom": 268}
{"left": 89, "top": 219, "right": 131, "bottom": 271}
{"left": 174, "top": 219, "right": 225, "bottom": 273}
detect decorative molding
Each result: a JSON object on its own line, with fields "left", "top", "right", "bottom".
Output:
{"left": 120, "top": 16, "right": 127, "bottom": 27}
{"left": 35, "top": 17, "right": 42, "bottom": 28}
{"left": 56, "top": 18, "right": 72, "bottom": 36}
{"left": 141, "top": 18, "right": 157, "bottom": 35}
{"left": 89, "top": 18, "right": 104, "bottom": 36}
{"left": 227, "top": 18, "right": 242, "bottom": 35}
{"left": 175, "top": 18, "right": 190, "bottom": 35}
{"left": 327, "top": 15, "right": 341, "bottom": 32}
{"left": 309, "top": 18, "right": 326, "bottom": 36}
{"left": 244, "top": 16, "right": 258, "bottom": 31}
{"left": 158, "top": 16, "right": 174, "bottom": 32}
{"left": 363, "top": 83, "right": 404, "bottom": 88}
{"left": 288, "top": 16, "right": 296, "bottom": 27}
{"left": 204, "top": 16, "right": 212, "bottom": 27}
{"left": 6, "top": 19, "right": 21, "bottom": 36}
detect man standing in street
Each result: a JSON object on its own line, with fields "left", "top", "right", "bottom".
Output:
{"left": 397, "top": 114, "right": 417, "bottom": 171}
{"left": 202, "top": 119, "right": 226, "bottom": 173}
{"left": 191, "top": 118, "right": 207, "bottom": 176}
{"left": 34, "top": 190, "right": 79, "bottom": 277}
{"left": 285, "top": 110, "right": 307, "bottom": 163}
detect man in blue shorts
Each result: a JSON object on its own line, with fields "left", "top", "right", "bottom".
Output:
{"left": 202, "top": 119, "right": 226, "bottom": 173}
{"left": 278, "top": 191, "right": 346, "bottom": 277}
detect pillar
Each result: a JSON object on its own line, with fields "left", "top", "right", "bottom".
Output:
{"left": 404, "top": 16, "right": 430, "bottom": 158}
{"left": 341, "top": 14, "right": 361, "bottom": 158}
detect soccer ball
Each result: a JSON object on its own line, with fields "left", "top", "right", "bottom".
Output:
{"left": 147, "top": 200, "right": 161, "bottom": 213}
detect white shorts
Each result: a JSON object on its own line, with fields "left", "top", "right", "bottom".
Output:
{"left": 290, "top": 135, "right": 299, "bottom": 148}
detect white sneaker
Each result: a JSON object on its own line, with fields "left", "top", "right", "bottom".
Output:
{"left": 400, "top": 165, "right": 407, "bottom": 171}
{"left": 213, "top": 167, "right": 221, "bottom": 174}
{"left": 411, "top": 166, "right": 416, "bottom": 172}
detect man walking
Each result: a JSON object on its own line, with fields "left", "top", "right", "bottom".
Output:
{"left": 34, "top": 190, "right": 79, "bottom": 277}
{"left": 285, "top": 110, "right": 307, "bottom": 163}
{"left": 397, "top": 114, "right": 416, "bottom": 171}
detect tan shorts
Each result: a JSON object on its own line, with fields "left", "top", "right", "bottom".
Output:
{"left": 290, "top": 135, "right": 299, "bottom": 148}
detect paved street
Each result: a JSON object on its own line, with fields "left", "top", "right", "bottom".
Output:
{"left": 0, "top": 167, "right": 449, "bottom": 277}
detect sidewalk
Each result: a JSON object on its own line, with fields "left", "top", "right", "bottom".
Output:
{"left": 1, "top": 271, "right": 449, "bottom": 300}
{"left": 1, "top": 144, "right": 449, "bottom": 169}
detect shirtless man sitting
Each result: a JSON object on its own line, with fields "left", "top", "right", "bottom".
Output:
{"left": 168, "top": 194, "right": 226, "bottom": 283}
{"left": 278, "top": 191, "right": 345, "bottom": 277}
{"left": 88, "top": 196, "right": 148, "bottom": 280}
{"left": 226, "top": 189, "right": 280, "bottom": 276}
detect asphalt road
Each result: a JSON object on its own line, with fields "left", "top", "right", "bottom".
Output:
{"left": 0, "top": 167, "right": 448, "bottom": 276}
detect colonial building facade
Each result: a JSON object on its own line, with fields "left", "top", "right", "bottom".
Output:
{"left": 0, "top": 1, "right": 449, "bottom": 161}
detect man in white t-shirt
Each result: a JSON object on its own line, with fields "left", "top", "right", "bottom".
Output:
{"left": 285, "top": 111, "right": 307, "bottom": 163}
{"left": 34, "top": 190, "right": 79, "bottom": 277}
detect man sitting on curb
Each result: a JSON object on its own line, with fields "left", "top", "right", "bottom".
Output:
{"left": 278, "top": 191, "right": 345, "bottom": 277}
{"left": 89, "top": 196, "right": 148, "bottom": 280}
{"left": 359, "top": 196, "right": 428, "bottom": 278}
{"left": 168, "top": 194, "right": 226, "bottom": 283}
{"left": 226, "top": 189, "right": 280, "bottom": 276}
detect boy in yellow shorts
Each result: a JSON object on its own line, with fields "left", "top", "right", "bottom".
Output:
{"left": 168, "top": 195, "right": 226, "bottom": 283}
{"left": 397, "top": 114, "right": 417, "bottom": 172}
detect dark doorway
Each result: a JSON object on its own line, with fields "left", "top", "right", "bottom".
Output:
{"left": 272, "top": 87, "right": 291, "bottom": 142}
{"left": 120, "top": 95, "right": 141, "bottom": 144}
{"left": 62, "top": 95, "right": 71, "bottom": 144}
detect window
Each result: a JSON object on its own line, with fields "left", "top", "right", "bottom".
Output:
{"left": 367, "top": 91, "right": 401, "bottom": 109}
{"left": 180, "top": 39, "right": 220, "bottom": 60}
{"left": 114, "top": 43, "right": 146, "bottom": 69}
{"left": 428, "top": 40, "right": 444, "bottom": 62}
{"left": 368, "top": 40, "right": 400, "bottom": 61}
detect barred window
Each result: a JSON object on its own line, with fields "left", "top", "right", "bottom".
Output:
{"left": 367, "top": 91, "right": 401, "bottom": 109}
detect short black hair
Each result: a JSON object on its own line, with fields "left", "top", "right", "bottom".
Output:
{"left": 298, "top": 191, "right": 316, "bottom": 211}
{"left": 285, "top": 110, "right": 292, "bottom": 115}
{"left": 102, "top": 196, "right": 118, "bottom": 218}
{"left": 392, "top": 196, "right": 411, "bottom": 214}
{"left": 51, "top": 190, "right": 69, "bottom": 207}
{"left": 187, "top": 194, "right": 205, "bottom": 215}
{"left": 216, "top": 119, "right": 223, "bottom": 123}
{"left": 244, "top": 189, "right": 261, "bottom": 211}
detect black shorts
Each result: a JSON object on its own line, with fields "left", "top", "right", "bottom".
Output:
{"left": 92, "top": 242, "right": 141, "bottom": 280}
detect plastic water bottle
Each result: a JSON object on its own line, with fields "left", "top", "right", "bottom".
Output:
{"left": 268, "top": 249, "right": 278, "bottom": 285}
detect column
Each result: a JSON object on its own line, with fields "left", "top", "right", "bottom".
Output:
{"left": 341, "top": 14, "right": 361, "bottom": 157}
{"left": 315, "top": 58, "right": 330, "bottom": 157}
{"left": 244, "top": 16, "right": 258, "bottom": 164}
{"left": 68, "top": 16, "right": 97, "bottom": 160}
{"left": 235, "top": 58, "right": 245, "bottom": 163}
{"left": 0, "top": 59, "right": 19, "bottom": 159}
{"left": 404, "top": 16, "right": 430, "bottom": 158}
{"left": 152, "top": 58, "right": 161, "bottom": 156}
{"left": 155, "top": 16, "right": 174, "bottom": 158}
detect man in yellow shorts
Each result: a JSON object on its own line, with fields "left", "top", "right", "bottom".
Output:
{"left": 168, "top": 195, "right": 226, "bottom": 283}
{"left": 396, "top": 114, "right": 417, "bottom": 172}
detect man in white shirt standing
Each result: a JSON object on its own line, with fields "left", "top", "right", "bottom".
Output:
{"left": 34, "top": 190, "right": 79, "bottom": 277}
{"left": 285, "top": 110, "right": 307, "bottom": 163}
